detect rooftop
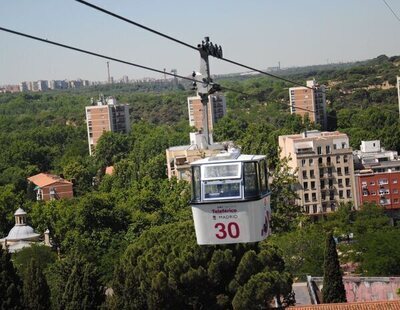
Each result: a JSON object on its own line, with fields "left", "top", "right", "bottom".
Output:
{"left": 291, "top": 300, "right": 400, "bottom": 309}
{"left": 27, "top": 173, "right": 72, "bottom": 188}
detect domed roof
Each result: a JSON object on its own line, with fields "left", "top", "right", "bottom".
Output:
{"left": 5, "top": 225, "right": 40, "bottom": 241}
{"left": 14, "top": 208, "right": 26, "bottom": 216}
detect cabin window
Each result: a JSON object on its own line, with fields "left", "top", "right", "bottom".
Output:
{"left": 244, "top": 162, "right": 258, "bottom": 198}
{"left": 202, "top": 163, "right": 241, "bottom": 180}
{"left": 203, "top": 180, "right": 241, "bottom": 200}
{"left": 192, "top": 166, "right": 201, "bottom": 202}
{"left": 259, "top": 159, "right": 269, "bottom": 195}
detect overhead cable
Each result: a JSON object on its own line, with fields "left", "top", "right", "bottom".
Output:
{"left": 0, "top": 26, "right": 199, "bottom": 84}
{"left": 74, "top": 0, "right": 313, "bottom": 90}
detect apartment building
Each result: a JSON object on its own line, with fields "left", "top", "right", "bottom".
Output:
{"left": 85, "top": 96, "right": 130, "bottom": 155}
{"left": 166, "top": 133, "right": 225, "bottom": 181}
{"left": 353, "top": 140, "right": 400, "bottom": 210}
{"left": 289, "top": 80, "right": 327, "bottom": 130}
{"left": 279, "top": 130, "right": 356, "bottom": 215}
{"left": 188, "top": 94, "right": 226, "bottom": 134}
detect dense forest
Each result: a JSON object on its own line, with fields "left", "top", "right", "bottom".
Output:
{"left": 1, "top": 54, "right": 400, "bottom": 309}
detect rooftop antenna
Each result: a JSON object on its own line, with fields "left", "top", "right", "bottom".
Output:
{"left": 107, "top": 61, "right": 111, "bottom": 84}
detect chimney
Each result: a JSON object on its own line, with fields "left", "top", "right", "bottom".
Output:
{"left": 44, "top": 229, "right": 51, "bottom": 246}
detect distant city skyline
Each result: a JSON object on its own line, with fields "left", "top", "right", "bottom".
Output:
{"left": 1, "top": 0, "right": 400, "bottom": 85}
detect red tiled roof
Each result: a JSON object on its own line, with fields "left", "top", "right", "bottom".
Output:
{"left": 105, "top": 166, "right": 114, "bottom": 175}
{"left": 291, "top": 300, "right": 400, "bottom": 310}
{"left": 27, "top": 173, "right": 72, "bottom": 187}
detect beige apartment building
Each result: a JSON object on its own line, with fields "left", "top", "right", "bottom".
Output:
{"left": 188, "top": 94, "right": 226, "bottom": 133}
{"left": 166, "top": 133, "right": 225, "bottom": 181}
{"left": 85, "top": 96, "right": 130, "bottom": 155}
{"left": 279, "top": 130, "right": 356, "bottom": 215}
{"left": 289, "top": 80, "right": 327, "bottom": 130}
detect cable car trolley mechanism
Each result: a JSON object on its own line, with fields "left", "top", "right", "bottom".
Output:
{"left": 190, "top": 150, "right": 271, "bottom": 245}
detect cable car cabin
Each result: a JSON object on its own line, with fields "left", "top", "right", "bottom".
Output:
{"left": 190, "top": 151, "right": 271, "bottom": 245}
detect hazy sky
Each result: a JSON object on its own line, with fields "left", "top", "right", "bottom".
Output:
{"left": 1, "top": 0, "right": 400, "bottom": 85}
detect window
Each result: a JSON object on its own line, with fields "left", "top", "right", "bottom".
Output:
{"left": 303, "top": 171, "right": 307, "bottom": 179}
{"left": 244, "top": 162, "right": 258, "bottom": 198}
{"left": 203, "top": 163, "right": 241, "bottom": 180}
{"left": 337, "top": 167, "right": 342, "bottom": 176}
{"left": 363, "top": 190, "right": 368, "bottom": 196}
{"left": 192, "top": 166, "right": 201, "bottom": 202}
{"left": 327, "top": 157, "right": 331, "bottom": 165}
{"left": 259, "top": 160, "right": 268, "bottom": 195}
{"left": 301, "top": 159, "right": 306, "bottom": 167}
{"left": 394, "top": 189, "right": 399, "bottom": 194}
{"left": 317, "top": 146, "right": 322, "bottom": 155}
{"left": 305, "top": 193, "right": 309, "bottom": 202}
{"left": 378, "top": 178, "right": 388, "bottom": 185}
{"left": 319, "top": 168, "right": 324, "bottom": 178}
{"left": 336, "top": 156, "right": 341, "bottom": 164}
{"left": 310, "top": 170, "right": 315, "bottom": 178}
{"left": 339, "top": 190, "right": 344, "bottom": 199}
{"left": 320, "top": 180, "right": 325, "bottom": 188}
{"left": 338, "top": 179, "right": 343, "bottom": 187}
{"left": 371, "top": 191, "right": 376, "bottom": 196}
{"left": 345, "top": 167, "right": 349, "bottom": 175}
{"left": 303, "top": 182, "right": 308, "bottom": 190}
{"left": 322, "top": 192, "right": 326, "bottom": 200}
{"left": 342, "top": 142, "right": 347, "bottom": 148}
{"left": 309, "top": 159, "right": 314, "bottom": 165}
{"left": 394, "top": 198, "right": 399, "bottom": 204}
{"left": 326, "top": 145, "right": 331, "bottom": 154}
{"left": 369, "top": 181, "right": 375, "bottom": 186}
{"left": 346, "top": 190, "right": 352, "bottom": 198}
{"left": 312, "top": 193, "right": 317, "bottom": 201}
{"left": 393, "top": 179, "right": 398, "bottom": 184}
{"left": 204, "top": 181, "right": 241, "bottom": 200}
{"left": 343, "top": 155, "right": 348, "bottom": 163}
{"left": 313, "top": 205, "right": 318, "bottom": 214}
{"left": 345, "top": 178, "right": 350, "bottom": 187}
{"left": 333, "top": 144, "right": 337, "bottom": 150}
{"left": 304, "top": 206, "right": 310, "bottom": 214}
{"left": 311, "top": 181, "right": 316, "bottom": 190}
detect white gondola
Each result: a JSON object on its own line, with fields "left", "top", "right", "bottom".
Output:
{"left": 190, "top": 150, "right": 272, "bottom": 245}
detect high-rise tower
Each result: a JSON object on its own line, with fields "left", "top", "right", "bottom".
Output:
{"left": 85, "top": 96, "right": 130, "bottom": 155}
{"left": 289, "top": 80, "right": 327, "bottom": 130}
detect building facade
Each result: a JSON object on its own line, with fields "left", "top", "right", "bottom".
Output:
{"left": 354, "top": 140, "right": 400, "bottom": 210}
{"left": 289, "top": 80, "right": 327, "bottom": 130}
{"left": 85, "top": 96, "right": 130, "bottom": 155}
{"left": 279, "top": 130, "right": 356, "bottom": 215}
{"left": 188, "top": 94, "right": 226, "bottom": 133}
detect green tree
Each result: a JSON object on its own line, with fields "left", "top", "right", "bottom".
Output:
{"left": 95, "top": 131, "right": 130, "bottom": 167}
{"left": 13, "top": 244, "right": 56, "bottom": 277}
{"left": 111, "top": 221, "right": 292, "bottom": 309}
{"left": 356, "top": 228, "right": 400, "bottom": 276}
{"left": 47, "top": 255, "right": 104, "bottom": 310}
{"left": 0, "top": 245, "right": 22, "bottom": 310}
{"left": 270, "top": 157, "right": 301, "bottom": 233}
{"left": 322, "top": 233, "right": 346, "bottom": 303}
{"left": 22, "top": 258, "right": 50, "bottom": 310}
